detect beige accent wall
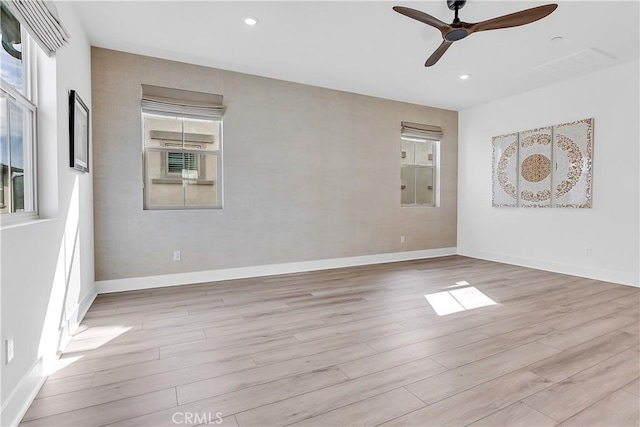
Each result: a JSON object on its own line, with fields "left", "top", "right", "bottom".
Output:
{"left": 92, "top": 48, "right": 458, "bottom": 281}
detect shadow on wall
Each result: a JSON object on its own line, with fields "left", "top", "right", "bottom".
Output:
{"left": 1, "top": 175, "right": 95, "bottom": 426}
{"left": 38, "top": 176, "right": 84, "bottom": 374}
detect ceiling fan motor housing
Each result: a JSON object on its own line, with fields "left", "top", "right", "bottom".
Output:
{"left": 445, "top": 28, "right": 469, "bottom": 41}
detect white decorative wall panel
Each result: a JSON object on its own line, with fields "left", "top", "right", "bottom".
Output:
{"left": 492, "top": 133, "right": 518, "bottom": 207}
{"left": 518, "top": 126, "right": 552, "bottom": 208}
{"left": 492, "top": 118, "right": 593, "bottom": 209}
{"left": 552, "top": 118, "right": 593, "bottom": 208}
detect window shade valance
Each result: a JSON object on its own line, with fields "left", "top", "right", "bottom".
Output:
{"left": 4, "top": 0, "right": 70, "bottom": 56}
{"left": 141, "top": 85, "right": 225, "bottom": 119}
{"left": 401, "top": 121, "right": 443, "bottom": 141}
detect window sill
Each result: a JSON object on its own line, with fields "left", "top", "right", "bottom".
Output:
{"left": 144, "top": 205, "right": 223, "bottom": 211}
{"left": 151, "top": 178, "right": 214, "bottom": 185}
{"left": 1, "top": 215, "right": 55, "bottom": 230}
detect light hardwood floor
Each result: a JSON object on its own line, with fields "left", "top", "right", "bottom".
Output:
{"left": 20, "top": 256, "right": 640, "bottom": 426}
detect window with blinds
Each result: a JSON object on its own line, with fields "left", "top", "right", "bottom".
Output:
{"left": 141, "top": 85, "right": 225, "bottom": 209}
{"left": 167, "top": 152, "right": 198, "bottom": 174}
{"left": 400, "top": 121, "right": 442, "bottom": 207}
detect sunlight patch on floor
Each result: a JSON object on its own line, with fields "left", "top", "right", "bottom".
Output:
{"left": 63, "top": 325, "right": 133, "bottom": 352}
{"left": 425, "top": 285, "right": 497, "bottom": 316}
{"left": 45, "top": 355, "right": 84, "bottom": 376}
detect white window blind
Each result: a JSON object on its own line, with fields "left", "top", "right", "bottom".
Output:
{"left": 4, "top": 0, "right": 70, "bottom": 56}
{"left": 401, "top": 121, "right": 443, "bottom": 141}
{"left": 141, "top": 85, "right": 225, "bottom": 120}
{"left": 167, "top": 152, "right": 198, "bottom": 174}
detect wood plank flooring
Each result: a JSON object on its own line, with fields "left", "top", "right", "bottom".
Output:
{"left": 20, "top": 256, "right": 640, "bottom": 426}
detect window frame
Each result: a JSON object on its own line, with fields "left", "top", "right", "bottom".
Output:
{"left": 142, "top": 112, "right": 223, "bottom": 210}
{"left": 400, "top": 137, "right": 440, "bottom": 208}
{"left": 1, "top": 25, "right": 38, "bottom": 223}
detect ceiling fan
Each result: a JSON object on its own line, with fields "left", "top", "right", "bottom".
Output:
{"left": 393, "top": 1, "right": 558, "bottom": 67}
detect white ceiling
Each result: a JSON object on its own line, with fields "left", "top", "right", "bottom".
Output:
{"left": 70, "top": 1, "right": 639, "bottom": 111}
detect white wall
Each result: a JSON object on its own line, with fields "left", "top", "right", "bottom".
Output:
{"left": 0, "top": 3, "right": 94, "bottom": 426}
{"left": 458, "top": 60, "right": 639, "bottom": 287}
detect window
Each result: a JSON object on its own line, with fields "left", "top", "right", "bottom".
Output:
{"left": 0, "top": 1, "right": 68, "bottom": 221}
{"left": 1, "top": 4, "right": 36, "bottom": 217}
{"left": 142, "top": 85, "right": 225, "bottom": 209}
{"left": 400, "top": 121, "right": 442, "bottom": 207}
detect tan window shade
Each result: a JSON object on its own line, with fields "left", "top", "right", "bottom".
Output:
{"left": 141, "top": 85, "right": 225, "bottom": 119}
{"left": 5, "top": 0, "right": 70, "bottom": 56}
{"left": 401, "top": 121, "right": 443, "bottom": 141}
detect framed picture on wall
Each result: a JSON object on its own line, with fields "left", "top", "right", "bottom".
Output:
{"left": 69, "top": 90, "right": 90, "bottom": 172}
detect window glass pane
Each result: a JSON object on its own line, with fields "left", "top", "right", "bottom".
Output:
{"left": 144, "top": 114, "right": 182, "bottom": 148}
{"left": 9, "top": 102, "right": 25, "bottom": 211}
{"left": 143, "top": 112, "right": 221, "bottom": 209}
{"left": 146, "top": 150, "right": 184, "bottom": 207}
{"left": 183, "top": 117, "right": 219, "bottom": 151}
{"left": 415, "top": 141, "right": 433, "bottom": 166}
{"left": 185, "top": 153, "right": 218, "bottom": 207}
{"left": 401, "top": 139, "right": 414, "bottom": 165}
{"left": 400, "top": 132, "right": 438, "bottom": 207}
{"left": 416, "top": 167, "right": 434, "bottom": 205}
{"left": 0, "top": 5, "right": 24, "bottom": 94}
{"left": 0, "top": 95, "right": 8, "bottom": 212}
{"left": 401, "top": 166, "right": 415, "bottom": 205}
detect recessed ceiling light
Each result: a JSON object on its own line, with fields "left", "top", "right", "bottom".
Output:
{"left": 458, "top": 74, "right": 471, "bottom": 80}
{"left": 551, "top": 36, "right": 563, "bottom": 43}
{"left": 244, "top": 16, "right": 259, "bottom": 26}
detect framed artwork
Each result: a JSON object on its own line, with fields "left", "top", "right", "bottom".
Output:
{"left": 69, "top": 90, "right": 90, "bottom": 172}
{"left": 492, "top": 133, "right": 518, "bottom": 207}
{"left": 492, "top": 118, "right": 593, "bottom": 209}
{"left": 552, "top": 118, "right": 593, "bottom": 208}
{"left": 518, "top": 126, "right": 552, "bottom": 208}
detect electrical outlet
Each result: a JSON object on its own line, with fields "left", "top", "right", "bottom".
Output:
{"left": 585, "top": 247, "right": 592, "bottom": 256}
{"left": 400, "top": 235, "right": 406, "bottom": 244}
{"left": 6, "top": 338, "right": 14, "bottom": 364}
{"left": 173, "top": 250, "right": 181, "bottom": 261}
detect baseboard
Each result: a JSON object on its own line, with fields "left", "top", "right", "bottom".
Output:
{"left": 0, "top": 291, "right": 97, "bottom": 427}
{"left": 0, "top": 357, "right": 45, "bottom": 427}
{"left": 459, "top": 249, "right": 639, "bottom": 288}
{"left": 96, "top": 247, "right": 458, "bottom": 294}
{"left": 58, "top": 291, "right": 97, "bottom": 353}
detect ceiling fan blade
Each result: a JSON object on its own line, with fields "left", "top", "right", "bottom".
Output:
{"left": 469, "top": 4, "right": 557, "bottom": 33}
{"left": 425, "top": 40, "right": 453, "bottom": 67}
{"left": 393, "top": 6, "right": 450, "bottom": 34}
